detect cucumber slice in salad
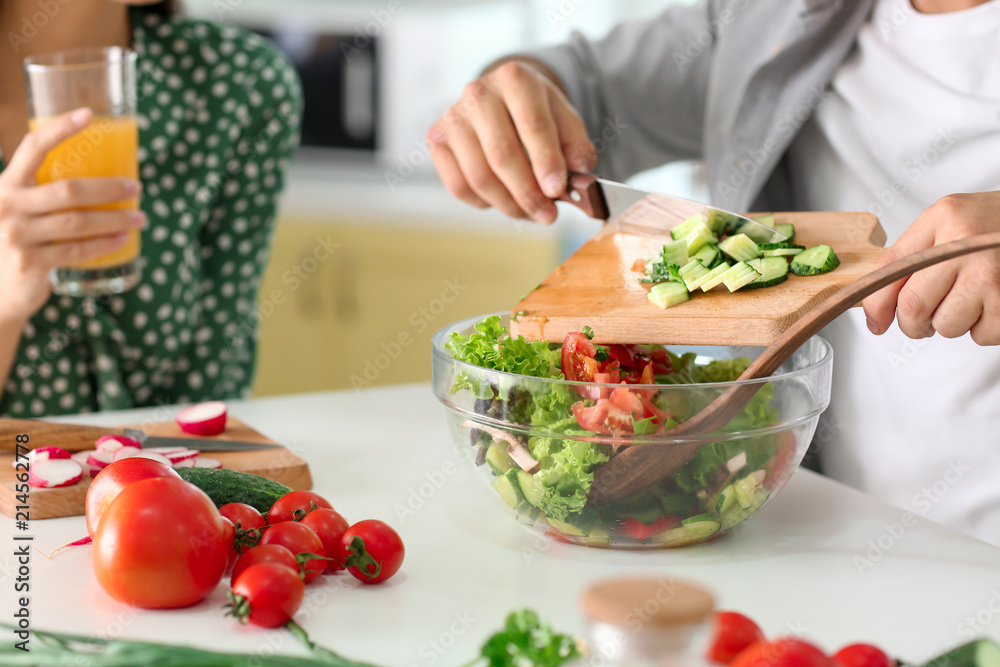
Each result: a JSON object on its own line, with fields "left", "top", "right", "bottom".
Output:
{"left": 719, "top": 234, "right": 760, "bottom": 262}
{"left": 485, "top": 441, "right": 515, "bottom": 475}
{"left": 720, "top": 487, "right": 770, "bottom": 531}
{"left": 515, "top": 470, "right": 545, "bottom": 508}
{"left": 647, "top": 281, "right": 690, "bottom": 309}
{"left": 742, "top": 257, "right": 790, "bottom": 290}
{"left": 652, "top": 519, "right": 722, "bottom": 547}
{"left": 492, "top": 470, "right": 521, "bottom": 509}
{"left": 791, "top": 244, "right": 840, "bottom": 276}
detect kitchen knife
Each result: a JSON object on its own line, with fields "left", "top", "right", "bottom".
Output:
{"left": 0, "top": 419, "right": 281, "bottom": 453}
{"left": 559, "top": 172, "right": 787, "bottom": 243}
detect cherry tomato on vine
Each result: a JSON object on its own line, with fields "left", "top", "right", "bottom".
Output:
{"left": 258, "top": 521, "right": 327, "bottom": 582}
{"left": 342, "top": 520, "right": 404, "bottom": 584}
{"left": 300, "top": 508, "right": 350, "bottom": 572}
{"left": 833, "top": 644, "right": 895, "bottom": 667}
{"left": 268, "top": 490, "right": 334, "bottom": 524}
{"left": 731, "top": 639, "right": 835, "bottom": 667}
{"left": 228, "top": 563, "right": 304, "bottom": 628}
{"left": 706, "top": 611, "right": 765, "bottom": 664}
{"left": 230, "top": 544, "right": 300, "bottom": 586}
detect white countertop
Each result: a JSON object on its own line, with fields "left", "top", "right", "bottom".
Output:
{"left": 3, "top": 384, "right": 999, "bottom": 665}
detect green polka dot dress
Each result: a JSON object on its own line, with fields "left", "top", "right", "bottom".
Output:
{"left": 0, "top": 8, "right": 302, "bottom": 417}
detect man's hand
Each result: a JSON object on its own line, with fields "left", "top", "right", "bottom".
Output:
{"left": 863, "top": 192, "right": 1000, "bottom": 346}
{"left": 427, "top": 60, "right": 597, "bottom": 224}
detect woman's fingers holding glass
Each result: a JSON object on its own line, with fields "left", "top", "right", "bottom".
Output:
{"left": 11, "top": 209, "right": 145, "bottom": 247}
{"left": 19, "top": 177, "right": 140, "bottom": 215}
{"left": 33, "top": 231, "right": 132, "bottom": 270}
{"left": 3, "top": 107, "right": 92, "bottom": 185}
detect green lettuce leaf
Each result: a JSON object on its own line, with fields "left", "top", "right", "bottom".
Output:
{"left": 446, "top": 316, "right": 561, "bottom": 379}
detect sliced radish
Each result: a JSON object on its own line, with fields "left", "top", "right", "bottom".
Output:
{"left": 144, "top": 446, "right": 188, "bottom": 456}
{"left": 112, "top": 449, "right": 172, "bottom": 466}
{"left": 750, "top": 469, "right": 767, "bottom": 486}
{"left": 192, "top": 456, "right": 223, "bottom": 469}
{"left": 176, "top": 401, "right": 227, "bottom": 436}
{"left": 10, "top": 446, "right": 71, "bottom": 469}
{"left": 165, "top": 449, "right": 200, "bottom": 463}
{"left": 95, "top": 435, "right": 142, "bottom": 453}
{"left": 171, "top": 458, "right": 197, "bottom": 468}
{"left": 70, "top": 451, "right": 100, "bottom": 478}
{"left": 49, "top": 535, "right": 92, "bottom": 558}
{"left": 87, "top": 449, "right": 115, "bottom": 469}
{"left": 28, "top": 458, "right": 83, "bottom": 488}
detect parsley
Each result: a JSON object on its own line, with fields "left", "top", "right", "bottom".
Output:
{"left": 594, "top": 344, "right": 610, "bottom": 362}
{"left": 581, "top": 325, "right": 595, "bottom": 340}
{"left": 475, "top": 609, "right": 581, "bottom": 667}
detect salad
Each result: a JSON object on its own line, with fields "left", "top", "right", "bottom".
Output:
{"left": 444, "top": 315, "right": 800, "bottom": 547}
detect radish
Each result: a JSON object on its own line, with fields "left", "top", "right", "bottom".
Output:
{"left": 192, "top": 456, "right": 223, "bottom": 469}
{"left": 112, "top": 448, "right": 172, "bottom": 466}
{"left": 175, "top": 401, "right": 227, "bottom": 436}
{"left": 172, "top": 458, "right": 197, "bottom": 468}
{"left": 95, "top": 435, "right": 142, "bottom": 453}
{"left": 9, "top": 445, "right": 71, "bottom": 469}
{"left": 144, "top": 446, "right": 188, "bottom": 456}
{"left": 750, "top": 469, "right": 767, "bottom": 486}
{"left": 87, "top": 450, "right": 115, "bottom": 469}
{"left": 165, "top": 449, "right": 200, "bottom": 464}
{"left": 28, "top": 458, "right": 83, "bottom": 488}
{"left": 70, "top": 451, "right": 101, "bottom": 478}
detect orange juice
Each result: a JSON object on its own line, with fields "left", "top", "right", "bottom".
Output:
{"left": 31, "top": 116, "right": 140, "bottom": 270}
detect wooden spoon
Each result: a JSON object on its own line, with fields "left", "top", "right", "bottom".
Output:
{"left": 588, "top": 231, "right": 1000, "bottom": 504}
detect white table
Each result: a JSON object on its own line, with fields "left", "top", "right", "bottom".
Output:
{"left": 3, "top": 384, "right": 999, "bottom": 665}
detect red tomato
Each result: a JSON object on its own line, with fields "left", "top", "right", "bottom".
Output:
{"left": 259, "top": 521, "right": 327, "bottom": 582}
{"left": 562, "top": 332, "right": 600, "bottom": 398}
{"left": 616, "top": 515, "right": 682, "bottom": 540}
{"left": 342, "top": 520, "right": 404, "bottom": 584}
{"left": 221, "top": 518, "right": 239, "bottom": 573}
{"left": 220, "top": 502, "right": 266, "bottom": 531}
{"left": 607, "top": 344, "right": 635, "bottom": 369}
{"left": 92, "top": 477, "right": 230, "bottom": 609}
{"left": 609, "top": 385, "right": 643, "bottom": 415}
{"left": 267, "top": 490, "right": 334, "bottom": 525}
{"left": 731, "top": 639, "right": 834, "bottom": 667}
{"left": 571, "top": 399, "right": 635, "bottom": 436}
{"left": 833, "top": 645, "right": 895, "bottom": 667}
{"left": 300, "top": 508, "right": 350, "bottom": 572}
{"left": 85, "top": 458, "right": 179, "bottom": 537}
{"left": 230, "top": 544, "right": 299, "bottom": 586}
{"left": 230, "top": 563, "right": 304, "bottom": 628}
{"left": 706, "top": 611, "right": 766, "bottom": 664}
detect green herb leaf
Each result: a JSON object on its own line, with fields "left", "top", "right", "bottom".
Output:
{"left": 478, "top": 609, "right": 580, "bottom": 667}
{"left": 446, "top": 316, "right": 561, "bottom": 380}
{"left": 581, "top": 325, "right": 595, "bottom": 340}
{"left": 631, "top": 416, "right": 658, "bottom": 435}
{"left": 593, "top": 344, "right": 610, "bottom": 362}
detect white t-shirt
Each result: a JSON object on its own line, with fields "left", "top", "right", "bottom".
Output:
{"left": 787, "top": 0, "right": 1000, "bottom": 545}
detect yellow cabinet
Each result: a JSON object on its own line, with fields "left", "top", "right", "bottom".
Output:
{"left": 251, "top": 217, "right": 559, "bottom": 396}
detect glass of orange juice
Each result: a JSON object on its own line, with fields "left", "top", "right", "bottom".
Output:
{"left": 23, "top": 47, "right": 140, "bottom": 296}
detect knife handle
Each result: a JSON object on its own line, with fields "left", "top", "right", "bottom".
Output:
{"left": 0, "top": 418, "right": 124, "bottom": 453}
{"left": 557, "top": 172, "right": 609, "bottom": 220}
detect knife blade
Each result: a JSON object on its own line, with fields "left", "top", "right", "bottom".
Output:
{"left": 0, "top": 418, "right": 280, "bottom": 453}
{"left": 559, "top": 172, "right": 787, "bottom": 243}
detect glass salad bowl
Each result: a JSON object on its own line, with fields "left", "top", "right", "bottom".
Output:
{"left": 431, "top": 313, "right": 833, "bottom": 549}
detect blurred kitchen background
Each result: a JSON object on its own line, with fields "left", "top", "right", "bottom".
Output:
{"left": 180, "top": 0, "right": 704, "bottom": 396}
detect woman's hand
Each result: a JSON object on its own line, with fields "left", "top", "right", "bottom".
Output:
{"left": 863, "top": 192, "right": 1000, "bottom": 346}
{"left": 0, "top": 108, "right": 145, "bottom": 325}
{"left": 427, "top": 60, "right": 597, "bottom": 224}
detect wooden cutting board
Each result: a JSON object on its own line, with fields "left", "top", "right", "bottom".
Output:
{"left": 509, "top": 211, "right": 887, "bottom": 345}
{"left": 0, "top": 418, "right": 312, "bottom": 520}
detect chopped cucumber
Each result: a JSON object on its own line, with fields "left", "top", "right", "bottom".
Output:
{"left": 647, "top": 281, "right": 690, "bottom": 309}
{"left": 791, "top": 244, "right": 840, "bottom": 276}
{"left": 735, "top": 221, "right": 778, "bottom": 245}
{"left": 733, "top": 474, "right": 758, "bottom": 510}
{"left": 652, "top": 520, "right": 721, "bottom": 547}
{"left": 717, "top": 261, "right": 760, "bottom": 292}
{"left": 485, "top": 441, "right": 515, "bottom": 475}
{"left": 683, "top": 221, "right": 718, "bottom": 255}
{"left": 706, "top": 209, "right": 739, "bottom": 234}
{"left": 671, "top": 213, "right": 706, "bottom": 241}
{"left": 659, "top": 239, "right": 689, "bottom": 268}
{"left": 548, "top": 508, "right": 602, "bottom": 536}
{"left": 775, "top": 223, "right": 795, "bottom": 242}
{"left": 758, "top": 242, "right": 806, "bottom": 258}
{"left": 491, "top": 470, "right": 521, "bottom": 509}
{"left": 742, "top": 257, "right": 790, "bottom": 289}
{"left": 691, "top": 243, "right": 722, "bottom": 268}
{"left": 546, "top": 517, "right": 587, "bottom": 537}
{"left": 698, "top": 262, "right": 732, "bottom": 292}
{"left": 679, "top": 259, "right": 710, "bottom": 291}
{"left": 720, "top": 487, "right": 770, "bottom": 531}
{"left": 719, "top": 234, "right": 760, "bottom": 262}
{"left": 716, "top": 484, "right": 738, "bottom": 513}
{"left": 922, "top": 640, "right": 1000, "bottom": 667}
{"left": 515, "top": 470, "right": 545, "bottom": 507}
{"left": 752, "top": 213, "right": 775, "bottom": 228}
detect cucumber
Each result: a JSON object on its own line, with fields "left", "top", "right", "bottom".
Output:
{"left": 923, "top": 640, "right": 1000, "bottom": 667}
{"left": 716, "top": 484, "right": 738, "bottom": 513}
{"left": 671, "top": 213, "right": 706, "bottom": 241}
{"left": 647, "top": 281, "right": 690, "bottom": 309}
{"left": 679, "top": 259, "right": 710, "bottom": 291}
{"left": 791, "top": 244, "right": 840, "bottom": 276}
{"left": 515, "top": 470, "right": 545, "bottom": 508}
{"left": 758, "top": 242, "right": 806, "bottom": 258}
{"left": 691, "top": 243, "right": 722, "bottom": 268}
{"left": 491, "top": 469, "right": 521, "bottom": 509}
{"left": 720, "top": 487, "right": 770, "bottom": 531}
{"left": 683, "top": 221, "right": 718, "bottom": 255}
{"left": 735, "top": 221, "right": 777, "bottom": 245}
{"left": 706, "top": 209, "right": 739, "bottom": 234}
{"left": 719, "top": 261, "right": 761, "bottom": 292}
{"left": 548, "top": 508, "right": 602, "bottom": 536}
{"left": 658, "top": 239, "right": 689, "bottom": 268}
{"left": 742, "top": 257, "right": 790, "bottom": 289}
{"left": 652, "top": 520, "right": 721, "bottom": 547}
{"left": 719, "top": 234, "right": 760, "bottom": 262}
{"left": 485, "top": 441, "right": 515, "bottom": 475}
{"left": 546, "top": 517, "right": 587, "bottom": 536}
{"left": 733, "top": 473, "right": 758, "bottom": 510}
{"left": 752, "top": 213, "right": 775, "bottom": 228}
{"left": 698, "top": 262, "right": 732, "bottom": 292}
{"left": 175, "top": 467, "right": 293, "bottom": 513}
{"left": 775, "top": 223, "right": 795, "bottom": 242}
